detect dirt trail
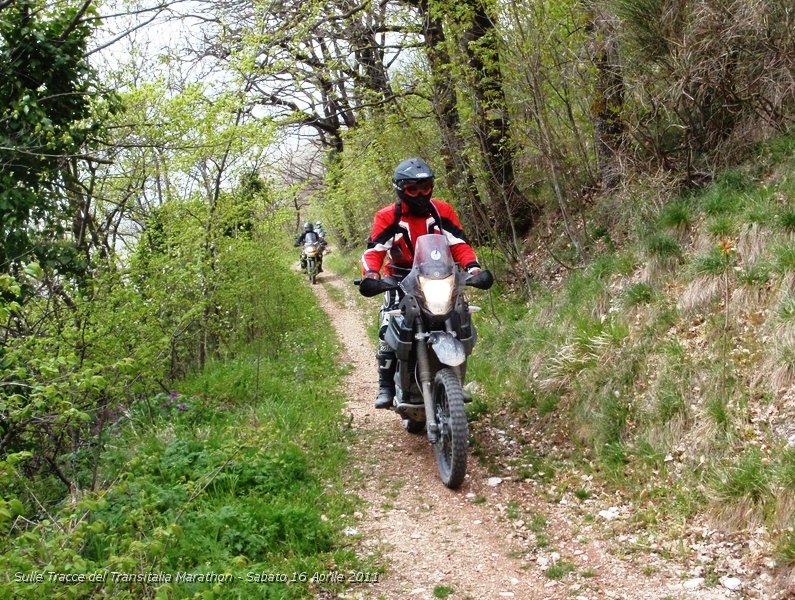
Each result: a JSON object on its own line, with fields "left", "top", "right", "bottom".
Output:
{"left": 309, "top": 271, "right": 737, "bottom": 600}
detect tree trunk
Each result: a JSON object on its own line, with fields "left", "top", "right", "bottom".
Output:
{"left": 455, "top": 0, "right": 537, "bottom": 237}
{"left": 588, "top": 4, "right": 625, "bottom": 189}
{"left": 410, "top": 0, "right": 491, "bottom": 241}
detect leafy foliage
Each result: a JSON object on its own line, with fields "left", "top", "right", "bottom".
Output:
{"left": 0, "top": 0, "right": 116, "bottom": 273}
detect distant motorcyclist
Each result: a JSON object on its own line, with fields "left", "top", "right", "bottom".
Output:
{"left": 315, "top": 221, "right": 326, "bottom": 237}
{"left": 361, "top": 158, "right": 482, "bottom": 409}
{"left": 295, "top": 222, "right": 323, "bottom": 272}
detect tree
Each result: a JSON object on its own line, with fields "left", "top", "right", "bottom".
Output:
{"left": 586, "top": 1, "right": 625, "bottom": 189}
{"left": 447, "top": 0, "right": 536, "bottom": 237}
{"left": 0, "top": 0, "right": 113, "bottom": 275}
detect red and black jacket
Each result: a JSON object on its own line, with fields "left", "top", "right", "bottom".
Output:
{"left": 361, "top": 199, "right": 480, "bottom": 277}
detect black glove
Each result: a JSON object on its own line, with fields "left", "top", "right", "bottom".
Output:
{"left": 359, "top": 276, "right": 385, "bottom": 297}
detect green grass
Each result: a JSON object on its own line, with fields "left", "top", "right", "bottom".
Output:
{"left": 773, "top": 244, "right": 795, "bottom": 274}
{"left": 737, "top": 263, "right": 771, "bottom": 288}
{"left": 706, "top": 215, "right": 736, "bottom": 237}
{"left": 515, "top": 448, "right": 557, "bottom": 484}
{"left": 778, "top": 209, "right": 795, "bottom": 232}
{"left": 538, "top": 393, "right": 560, "bottom": 416}
{"left": 528, "top": 511, "right": 548, "bottom": 532}
{"left": 433, "top": 585, "right": 455, "bottom": 598}
{"left": 643, "top": 233, "right": 681, "bottom": 259}
{"left": 692, "top": 246, "right": 732, "bottom": 276}
{"left": 658, "top": 200, "right": 693, "bottom": 230}
{"left": 706, "top": 395, "right": 731, "bottom": 432}
{"left": 545, "top": 560, "right": 575, "bottom": 579}
{"left": 506, "top": 500, "right": 521, "bottom": 520}
{"left": 624, "top": 282, "right": 656, "bottom": 307}
{"left": 711, "top": 448, "right": 772, "bottom": 505}
{"left": 777, "top": 448, "right": 795, "bottom": 490}
{"left": 655, "top": 381, "right": 687, "bottom": 424}
{"left": 0, "top": 258, "right": 366, "bottom": 600}
{"left": 777, "top": 530, "right": 795, "bottom": 564}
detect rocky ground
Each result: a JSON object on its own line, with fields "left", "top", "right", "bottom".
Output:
{"left": 309, "top": 270, "right": 786, "bottom": 600}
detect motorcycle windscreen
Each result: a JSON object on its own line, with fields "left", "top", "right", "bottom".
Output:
{"left": 412, "top": 234, "right": 455, "bottom": 279}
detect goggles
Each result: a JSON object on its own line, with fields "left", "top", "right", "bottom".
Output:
{"left": 401, "top": 180, "right": 433, "bottom": 198}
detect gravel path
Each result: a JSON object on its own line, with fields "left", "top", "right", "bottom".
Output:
{"left": 309, "top": 271, "right": 745, "bottom": 600}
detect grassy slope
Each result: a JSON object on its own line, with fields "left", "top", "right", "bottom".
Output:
{"left": 467, "top": 132, "right": 795, "bottom": 560}
{"left": 1, "top": 255, "right": 368, "bottom": 599}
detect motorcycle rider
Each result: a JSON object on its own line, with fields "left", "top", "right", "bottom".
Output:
{"left": 361, "top": 158, "right": 482, "bottom": 409}
{"left": 294, "top": 222, "right": 323, "bottom": 272}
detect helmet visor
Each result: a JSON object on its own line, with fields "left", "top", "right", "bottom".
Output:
{"left": 401, "top": 180, "right": 433, "bottom": 198}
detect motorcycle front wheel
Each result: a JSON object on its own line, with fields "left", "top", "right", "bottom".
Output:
{"left": 307, "top": 258, "right": 317, "bottom": 284}
{"left": 432, "top": 368, "right": 468, "bottom": 489}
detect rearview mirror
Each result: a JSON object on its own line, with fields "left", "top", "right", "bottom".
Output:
{"left": 465, "top": 270, "right": 494, "bottom": 290}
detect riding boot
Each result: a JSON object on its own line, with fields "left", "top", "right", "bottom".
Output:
{"left": 375, "top": 350, "right": 396, "bottom": 409}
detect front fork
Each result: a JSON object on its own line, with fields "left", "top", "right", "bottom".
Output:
{"left": 415, "top": 322, "right": 438, "bottom": 444}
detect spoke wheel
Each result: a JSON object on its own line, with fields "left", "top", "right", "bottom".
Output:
{"left": 432, "top": 368, "right": 468, "bottom": 489}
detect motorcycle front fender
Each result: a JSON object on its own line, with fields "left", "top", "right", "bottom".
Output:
{"left": 429, "top": 331, "right": 466, "bottom": 367}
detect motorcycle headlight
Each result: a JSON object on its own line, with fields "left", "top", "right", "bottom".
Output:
{"left": 419, "top": 275, "right": 455, "bottom": 316}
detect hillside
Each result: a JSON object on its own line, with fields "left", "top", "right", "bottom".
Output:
{"left": 458, "top": 132, "right": 795, "bottom": 597}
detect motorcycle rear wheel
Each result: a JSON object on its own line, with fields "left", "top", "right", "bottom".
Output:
{"left": 432, "top": 368, "right": 468, "bottom": 489}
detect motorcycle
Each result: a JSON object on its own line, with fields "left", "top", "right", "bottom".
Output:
{"left": 358, "top": 234, "right": 493, "bottom": 488}
{"left": 303, "top": 241, "right": 323, "bottom": 285}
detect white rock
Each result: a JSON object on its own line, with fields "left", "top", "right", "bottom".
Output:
{"left": 683, "top": 577, "right": 705, "bottom": 590}
{"left": 510, "top": 578, "right": 519, "bottom": 585}
{"left": 726, "top": 558, "right": 744, "bottom": 573}
{"left": 719, "top": 576, "right": 742, "bottom": 591}
{"left": 487, "top": 477, "right": 503, "bottom": 487}
{"left": 537, "top": 555, "right": 550, "bottom": 568}
{"left": 598, "top": 506, "right": 621, "bottom": 521}
{"left": 342, "top": 527, "right": 359, "bottom": 536}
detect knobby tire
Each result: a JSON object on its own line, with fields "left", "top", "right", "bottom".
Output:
{"left": 433, "top": 368, "right": 468, "bottom": 489}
